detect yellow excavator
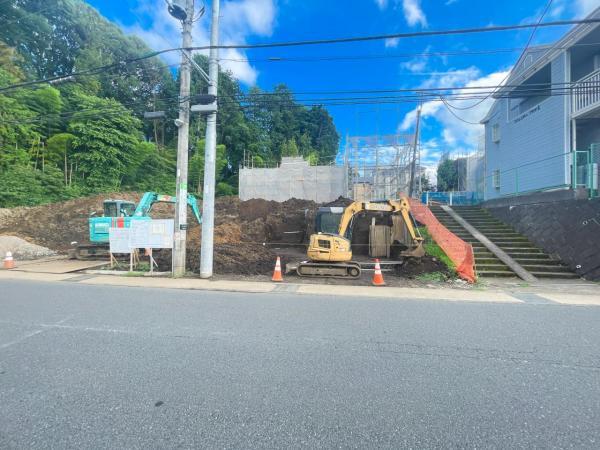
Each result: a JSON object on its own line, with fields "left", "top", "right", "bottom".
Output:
{"left": 296, "top": 198, "right": 424, "bottom": 279}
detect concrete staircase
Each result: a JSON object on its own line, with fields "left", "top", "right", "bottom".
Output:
{"left": 429, "top": 205, "right": 578, "bottom": 279}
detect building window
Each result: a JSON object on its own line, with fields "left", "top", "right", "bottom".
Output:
{"left": 492, "top": 124, "right": 500, "bottom": 143}
{"left": 492, "top": 170, "right": 500, "bottom": 190}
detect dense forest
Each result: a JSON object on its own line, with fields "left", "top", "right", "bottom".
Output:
{"left": 0, "top": 0, "right": 340, "bottom": 207}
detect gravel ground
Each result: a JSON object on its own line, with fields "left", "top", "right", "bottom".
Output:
{"left": 0, "top": 235, "right": 56, "bottom": 260}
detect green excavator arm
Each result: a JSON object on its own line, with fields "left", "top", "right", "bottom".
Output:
{"left": 133, "top": 192, "right": 202, "bottom": 224}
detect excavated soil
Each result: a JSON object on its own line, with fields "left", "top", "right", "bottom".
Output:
{"left": 0, "top": 193, "right": 140, "bottom": 252}
{"left": 0, "top": 193, "right": 317, "bottom": 276}
{"left": 0, "top": 194, "right": 451, "bottom": 279}
{"left": 154, "top": 197, "right": 318, "bottom": 274}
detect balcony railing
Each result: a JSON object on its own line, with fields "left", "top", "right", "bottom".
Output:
{"left": 573, "top": 68, "right": 600, "bottom": 116}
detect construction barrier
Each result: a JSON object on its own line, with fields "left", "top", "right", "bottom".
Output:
{"left": 408, "top": 199, "right": 477, "bottom": 283}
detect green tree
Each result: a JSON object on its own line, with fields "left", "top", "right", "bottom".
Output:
{"left": 67, "top": 91, "right": 142, "bottom": 191}
{"left": 281, "top": 138, "right": 299, "bottom": 157}
{"left": 189, "top": 140, "right": 228, "bottom": 195}
{"left": 420, "top": 173, "right": 433, "bottom": 191}
{"left": 437, "top": 159, "right": 459, "bottom": 191}
{"left": 46, "top": 133, "right": 75, "bottom": 185}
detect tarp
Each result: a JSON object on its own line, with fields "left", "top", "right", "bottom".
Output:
{"left": 409, "top": 199, "right": 477, "bottom": 283}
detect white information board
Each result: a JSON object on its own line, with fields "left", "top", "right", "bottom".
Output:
{"left": 109, "top": 228, "right": 132, "bottom": 254}
{"left": 129, "top": 219, "right": 174, "bottom": 249}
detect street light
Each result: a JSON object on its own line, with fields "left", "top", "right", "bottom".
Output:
{"left": 166, "top": 0, "right": 188, "bottom": 21}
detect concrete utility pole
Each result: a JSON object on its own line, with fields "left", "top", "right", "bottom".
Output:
{"left": 200, "top": 0, "right": 220, "bottom": 278}
{"left": 408, "top": 102, "right": 422, "bottom": 198}
{"left": 172, "top": 0, "right": 195, "bottom": 277}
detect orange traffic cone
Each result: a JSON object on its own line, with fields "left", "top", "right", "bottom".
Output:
{"left": 3, "top": 251, "right": 15, "bottom": 270}
{"left": 372, "top": 259, "right": 386, "bottom": 286}
{"left": 272, "top": 256, "right": 283, "bottom": 282}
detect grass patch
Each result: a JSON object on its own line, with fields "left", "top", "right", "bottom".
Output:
{"left": 415, "top": 271, "right": 448, "bottom": 282}
{"left": 123, "top": 271, "right": 144, "bottom": 277}
{"left": 418, "top": 227, "right": 456, "bottom": 273}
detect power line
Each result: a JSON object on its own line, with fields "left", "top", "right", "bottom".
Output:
{"left": 0, "top": 49, "right": 173, "bottom": 93}
{"left": 2, "top": 17, "right": 599, "bottom": 93}
{"left": 4, "top": 82, "right": 596, "bottom": 126}
{"left": 441, "top": 0, "right": 554, "bottom": 113}
{"left": 188, "top": 18, "right": 600, "bottom": 51}
{"left": 219, "top": 41, "right": 600, "bottom": 64}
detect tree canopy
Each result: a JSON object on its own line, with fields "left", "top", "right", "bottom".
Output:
{"left": 0, "top": 0, "right": 340, "bottom": 207}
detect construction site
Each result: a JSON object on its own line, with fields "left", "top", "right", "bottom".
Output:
{"left": 0, "top": 189, "right": 456, "bottom": 284}
{"left": 1, "top": 126, "right": 587, "bottom": 286}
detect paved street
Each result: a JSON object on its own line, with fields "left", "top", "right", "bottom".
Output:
{"left": 1, "top": 279, "right": 599, "bottom": 448}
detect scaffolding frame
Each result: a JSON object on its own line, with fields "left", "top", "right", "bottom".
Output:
{"left": 344, "top": 134, "right": 421, "bottom": 200}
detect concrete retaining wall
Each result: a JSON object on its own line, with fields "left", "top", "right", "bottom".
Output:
{"left": 485, "top": 197, "right": 600, "bottom": 280}
{"left": 239, "top": 157, "right": 347, "bottom": 202}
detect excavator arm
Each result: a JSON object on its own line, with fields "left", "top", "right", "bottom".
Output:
{"left": 133, "top": 191, "right": 202, "bottom": 224}
{"left": 337, "top": 199, "right": 422, "bottom": 243}
{"left": 186, "top": 194, "right": 202, "bottom": 224}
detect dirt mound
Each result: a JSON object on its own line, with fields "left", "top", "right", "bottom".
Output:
{"left": 396, "top": 256, "right": 449, "bottom": 278}
{"left": 0, "top": 194, "right": 450, "bottom": 279}
{"left": 0, "top": 193, "right": 305, "bottom": 275}
{"left": 0, "top": 192, "right": 141, "bottom": 252}
{"left": 154, "top": 220, "right": 275, "bottom": 275}
{"left": 0, "top": 235, "right": 57, "bottom": 260}
{"left": 153, "top": 197, "right": 317, "bottom": 275}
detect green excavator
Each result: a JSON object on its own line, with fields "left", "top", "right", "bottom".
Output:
{"left": 71, "top": 191, "right": 201, "bottom": 259}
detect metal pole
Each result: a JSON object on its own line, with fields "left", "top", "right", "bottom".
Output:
{"left": 408, "top": 103, "right": 422, "bottom": 198}
{"left": 172, "top": 0, "right": 194, "bottom": 277}
{"left": 200, "top": 0, "right": 220, "bottom": 279}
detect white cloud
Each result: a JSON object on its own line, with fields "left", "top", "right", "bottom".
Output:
{"left": 119, "top": 0, "right": 277, "bottom": 85}
{"left": 221, "top": 0, "right": 276, "bottom": 37}
{"left": 575, "top": 0, "right": 598, "bottom": 17}
{"left": 401, "top": 59, "right": 427, "bottom": 72}
{"left": 400, "top": 68, "right": 510, "bottom": 161}
{"left": 402, "top": 0, "right": 427, "bottom": 27}
{"left": 445, "top": 0, "right": 458, "bottom": 5}
{"left": 385, "top": 37, "right": 400, "bottom": 48}
{"left": 375, "top": 0, "right": 427, "bottom": 27}
{"left": 400, "top": 45, "right": 432, "bottom": 72}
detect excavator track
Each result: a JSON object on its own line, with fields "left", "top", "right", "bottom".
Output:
{"left": 69, "top": 244, "right": 110, "bottom": 260}
{"left": 296, "top": 261, "right": 362, "bottom": 279}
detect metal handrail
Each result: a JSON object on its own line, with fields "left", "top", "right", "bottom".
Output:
{"left": 573, "top": 68, "right": 600, "bottom": 114}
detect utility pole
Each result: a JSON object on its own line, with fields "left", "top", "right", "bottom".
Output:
{"left": 408, "top": 102, "right": 422, "bottom": 198}
{"left": 200, "top": 0, "right": 220, "bottom": 278}
{"left": 172, "top": 0, "right": 194, "bottom": 277}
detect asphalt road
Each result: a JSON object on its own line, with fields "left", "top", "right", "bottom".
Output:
{"left": 1, "top": 280, "right": 599, "bottom": 449}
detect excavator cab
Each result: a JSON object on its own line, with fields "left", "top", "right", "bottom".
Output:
{"left": 102, "top": 200, "right": 136, "bottom": 218}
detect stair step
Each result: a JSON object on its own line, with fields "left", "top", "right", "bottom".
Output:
{"left": 473, "top": 252, "right": 496, "bottom": 258}
{"left": 521, "top": 264, "right": 572, "bottom": 273}
{"left": 483, "top": 239, "right": 530, "bottom": 244}
{"left": 531, "top": 272, "right": 580, "bottom": 279}
{"left": 511, "top": 253, "right": 560, "bottom": 264}
{"left": 477, "top": 271, "right": 518, "bottom": 278}
{"left": 429, "top": 207, "right": 578, "bottom": 280}
{"left": 476, "top": 258, "right": 506, "bottom": 264}
{"left": 477, "top": 264, "right": 512, "bottom": 271}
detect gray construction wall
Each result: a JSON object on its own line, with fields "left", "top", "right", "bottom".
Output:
{"left": 239, "top": 157, "right": 347, "bottom": 202}
{"left": 485, "top": 196, "right": 600, "bottom": 280}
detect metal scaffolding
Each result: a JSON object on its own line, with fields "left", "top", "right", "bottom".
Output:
{"left": 344, "top": 134, "right": 421, "bottom": 201}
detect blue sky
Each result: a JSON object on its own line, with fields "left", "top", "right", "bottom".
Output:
{"left": 85, "top": 0, "right": 598, "bottom": 175}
